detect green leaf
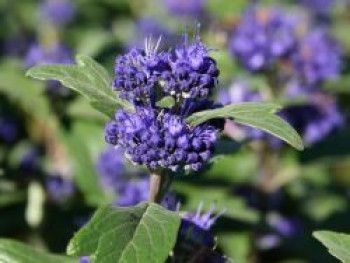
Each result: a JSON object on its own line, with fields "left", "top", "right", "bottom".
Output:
{"left": 26, "top": 54, "right": 134, "bottom": 117}
{"left": 313, "top": 231, "right": 350, "bottom": 263}
{"left": 186, "top": 102, "right": 304, "bottom": 150}
{"left": 67, "top": 202, "right": 181, "bottom": 263}
{"left": 0, "top": 59, "right": 50, "bottom": 120}
{"left": 0, "top": 239, "right": 77, "bottom": 263}
{"left": 155, "top": 96, "right": 175, "bottom": 108}
{"left": 60, "top": 121, "right": 109, "bottom": 206}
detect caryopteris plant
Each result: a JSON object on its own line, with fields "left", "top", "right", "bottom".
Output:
{"left": 26, "top": 33, "right": 304, "bottom": 263}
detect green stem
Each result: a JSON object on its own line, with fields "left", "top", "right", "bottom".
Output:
{"left": 149, "top": 171, "right": 172, "bottom": 204}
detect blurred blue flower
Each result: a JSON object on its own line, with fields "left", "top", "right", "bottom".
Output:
{"left": 3, "top": 33, "right": 33, "bottom": 57}
{"left": 281, "top": 91, "right": 344, "bottom": 145}
{"left": 25, "top": 43, "right": 73, "bottom": 68}
{"left": 164, "top": 0, "right": 205, "bottom": 17}
{"left": 0, "top": 116, "right": 19, "bottom": 144}
{"left": 116, "top": 178, "right": 149, "bottom": 207}
{"left": 25, "top": 43, "right": 74, "bottom": 96}
{"left": 79, "top": 256, "right": 89, "bottom": 263}
{"left": 256, "top": 213, "right": 301, "bottom": 250}
{"left": 46, "top": 176, "right": 75, "bottom": 202}
{"left": 40, "top": 0, "right": 76, "bottom": 26}
{"left": 130, "top": 18, "right": 175, "bottom": 50}
{"left": 299, "top": 0, "right": 334, "bottom": 15}
{"left": 267, "top": 213, "right": 301, "bottom": 238}
{"left": 291, "top": 30, "right": 342, "bottom": 84}
{"left": 19, "top": 147, "right": 40, "bottom": 174}
{"left": 230, "top": 7, "right": 297, "bottom": 71}
{"left": 96, "top": 147, "right": 125, "bottom": 192}
{"left": 96, "top": 147, "right": 176, "bottom": 207}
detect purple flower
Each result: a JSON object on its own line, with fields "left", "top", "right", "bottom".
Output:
{"left": 267, "top": 213, "right": 300, "bottom": 238}
{"left": 116, "top": 178, "right": 149, "bottom": 207}
{"left": 19, "top": 147, "right": 40, "bottom": 174}
{"left": 300, "top": 0, "right": 334, "bottom": 15}
{"left": 80, "top": 256, "right": 90, "bottom": 263}
{"left": 256, "top": 213, "right": 301, "bottom": 250}
{"left": 281, "top": 91, "right": 343, "bottom": 145}
{"left": 25, "top": 43, "right": 73, "bottom": 68}
{"left": 105, "top": 106, "right": 219, "bottom": 172}
{"left": 229, "top": 7, "right": 297, "bottom": 71}
{"left": 113, "top": 37, "right": 219, "bottom": 103}
{"left": 96, "top": 147, "right": 177, "bottom": 207}
{"left": 40, "top": 0, "right": 76, "bottom": 26}
{"left": 46, "top": 176, "right": 75, "bottom": 202}
{"left": 217, "top": 80, "right": 262, "bottom": 105}
{"left": 164, "top": 0, "right": 205, "bottom": 17}
{"left": 165, "top": 39, "right": 219, "bottom": 99}
{"left": 291, "top": 30, "right": 342, "bottom": 84}
{"left": 255, "top": 234, "right": 281, "bottom": 250}
{"left": 175, "top": 203, "right": 225, "bottom": 261}
{"left": 96, "top": 147, "right": 125, "bottom": 192}
{"left": 0, "top": 116, "right": 19, "bottom": 144}
{"left": 3, "top": 33, "right": 33, "bottom": 57}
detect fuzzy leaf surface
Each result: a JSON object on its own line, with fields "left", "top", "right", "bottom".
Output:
{"left": 67, "top": 202, "right": 181, "bottom": 263}
{"left": 0, "top": 239, "right": 77, "bottom": 263}
{"left": 26, "top": 54, "right": 133, "bottom": 117}
{"left": 186, "top": 102, "right": 304, "bottom": 150}
{"left": 314, "top": 231, "right": 350, "bottom": 263}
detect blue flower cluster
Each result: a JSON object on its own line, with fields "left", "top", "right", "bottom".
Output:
{"left": 40, "top": 0, "right": 76, "bottom": 26}
{"left": 229, "top": 7, "right": 297, "bottom": 71}
{"left": 108, "top": 36, "right": 222, "bottom": 172}
{"left": 113, "top": 38, "right": 219, "bottom": 103}
{"left": 291, "top": 30, "right": 342, "bottom": 85}
{"left": 105, "top": 106, "right": 218, "bottom": 172}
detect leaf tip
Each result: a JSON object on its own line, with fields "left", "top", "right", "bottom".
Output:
{"left": 25, "top": 67, "right": 34, "bottom": 78}
{"left": 66, "top": 241, "right": 78, "bottom": 256}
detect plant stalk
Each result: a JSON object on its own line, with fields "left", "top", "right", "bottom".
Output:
{"left": 149, "top": 171, "right": 172, "bottom": 204}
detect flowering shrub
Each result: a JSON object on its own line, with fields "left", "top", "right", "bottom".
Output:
{"left": 0, "top": 1, "right": 350, "bottom": 263}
